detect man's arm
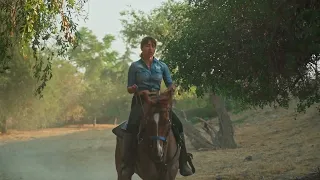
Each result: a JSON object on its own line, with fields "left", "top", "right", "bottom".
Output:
{"left": 162, "top": 63, "right": 173, "bottom": 88}
{"left": 127, "top": 63, "right": 137, "bottom": 94}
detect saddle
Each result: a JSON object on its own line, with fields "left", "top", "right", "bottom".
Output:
{"left": 111, "top": 121, "right": 128, "bottom": 138}
{"left": 112, "top": 120, "right": 181, "bottom": 144}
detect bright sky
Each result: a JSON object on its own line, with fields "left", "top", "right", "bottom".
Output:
{"left": 76, "top": 0, "right": 166, "bottom": 59}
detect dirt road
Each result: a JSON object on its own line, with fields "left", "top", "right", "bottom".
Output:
{"left": 1, "top": 106, "right": 319, "bottom": 180}
{"left": 0, "top": 129, "right": 140, "bottom": 180}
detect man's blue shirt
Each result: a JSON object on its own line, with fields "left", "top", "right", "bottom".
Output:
{"left": 127, "top": 58, "right": 173, "bottom": 91}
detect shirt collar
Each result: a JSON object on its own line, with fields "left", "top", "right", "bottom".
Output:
{"left": 139, "top": 57, "right": 159, "bottom": 64}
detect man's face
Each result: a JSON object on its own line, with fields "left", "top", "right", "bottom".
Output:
{"left": 141, "top": 41, "right": 156, "bottom": 57}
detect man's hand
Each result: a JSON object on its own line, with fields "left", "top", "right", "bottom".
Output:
{"left": 127, "top": 84, "right": 138, "bottom": 94}
{"left": 168, "top": 84, "right": 176, "bottom": 92}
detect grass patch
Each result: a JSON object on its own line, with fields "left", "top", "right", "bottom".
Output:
{"left": 178, "top": 104, "right": 320, "bottom": 180}
{"left": 232, "top": 115, "right": 248, "bottom": 125}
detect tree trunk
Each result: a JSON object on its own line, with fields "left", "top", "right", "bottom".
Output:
{"left": 211, "top": 93, "right": 237, "bottom": 149}
{"left": 114, "top": 117, "right": 118, "bottom": 125}
{"left": 0, "top": 115, "right": 8, "bottom": 134}
{"left": 93, "top": 117, "right": 96, "bottom": 127}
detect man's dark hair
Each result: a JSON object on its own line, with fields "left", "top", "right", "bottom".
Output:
{"left": 140, "top": 36, "right": 157, "bottom": 49}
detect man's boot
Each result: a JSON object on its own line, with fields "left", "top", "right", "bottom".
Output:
{"left": 179, "top": 132, "right": 194, "bottom": 176}
{"left": 121, "top": 132, "right": 137, "bottom": 179}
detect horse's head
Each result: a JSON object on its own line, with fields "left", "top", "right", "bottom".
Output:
{"left": 140, "top": 88, "right": 174, "bottom": 162}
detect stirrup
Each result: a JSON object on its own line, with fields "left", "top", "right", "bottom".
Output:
{"left": 186, "top": 153, "right": 195, "bottom": 173}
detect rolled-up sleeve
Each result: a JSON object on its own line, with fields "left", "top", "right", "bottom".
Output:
{"left": 127, "top": 63, "right": 136, "bottom": 87}
{"left": 162, "top": 63, "right": 173, "bottom": 87}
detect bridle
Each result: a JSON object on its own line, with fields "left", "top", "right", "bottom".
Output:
{"left": 136, "top": 89, "right": 180, "bottom": 174}
{"left": 136, "top": 90, "right": 173, "bottom": 145}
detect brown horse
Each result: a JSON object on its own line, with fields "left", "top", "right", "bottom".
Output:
{"left": 113, "top": 89, "right": 180, "bottom": 180}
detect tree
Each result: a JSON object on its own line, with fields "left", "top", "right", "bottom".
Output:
{"left": 163, "top": 0, "right": 320, "bottom": 113}
{"left": 68, "top": 27, "right": 119, "bottom": 81}
{"left": 0, "top": 47, "right": 35, "bottom": 133}
{"left": 120, "top": 0, "right": 190, "bottom": 55}
{"left": 101, "top": 46, "right": 134, "bottom": 122}
{"left": 0, "top": 0, "right": 88, "bottom": 96}
{"left": 42, "top": 59, "right": 86, "bottom": 127}
{"left": 68, "top": 27, "right": 133, "bottom": 124}
{"left": 210, "top": 93, "right": 237, "bottom": 148}
{"left": 5, "top": 55, "right": 86, "bottom": 130}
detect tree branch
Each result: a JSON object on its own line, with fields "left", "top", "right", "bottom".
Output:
{"left": 195, "top": 117, "right": 218, "bottom": 136}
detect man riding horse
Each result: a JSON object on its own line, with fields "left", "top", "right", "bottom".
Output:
{"left": 120, "top": 36, "right": 194, "bottom": 178}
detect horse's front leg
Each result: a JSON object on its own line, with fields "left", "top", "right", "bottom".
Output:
{"left": 161, "top": 172, "right": 177, "bottom": 180}
{"left": 167, "top": 161, "right": 180, "bottom": 180}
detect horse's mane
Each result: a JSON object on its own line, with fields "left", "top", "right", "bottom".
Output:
{"left": 139, "top": 89, "right": 173, "bottom": 126}
{"left": 141, "top": 89, "right": 173, "bottom": 107}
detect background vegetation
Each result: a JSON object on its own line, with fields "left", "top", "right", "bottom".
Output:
{"left": 0, "top": 0, "right": 318, "bottom": 137}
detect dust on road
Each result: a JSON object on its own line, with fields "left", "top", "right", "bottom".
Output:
{"left": 0, "top": 129, "right": 140, "bottom": 180}
{"left": 1, "top": 106, "right": 320, "bottom": 180}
